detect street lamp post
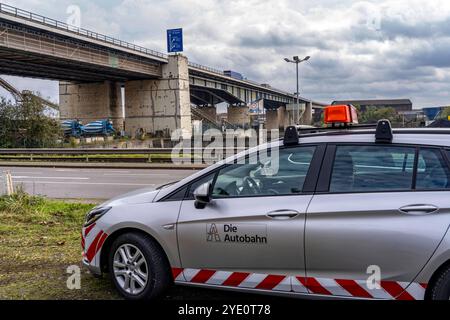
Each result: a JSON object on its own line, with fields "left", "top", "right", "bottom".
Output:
{"left": 284, "top": 56, "right": 310, "bottom": 125}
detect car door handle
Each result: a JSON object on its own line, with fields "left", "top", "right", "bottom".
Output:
{"left": 266, "top": 210, "right": 300, "bottom": 220}
{"left": 399, "top": 204, "right": 439, "bottom": 215}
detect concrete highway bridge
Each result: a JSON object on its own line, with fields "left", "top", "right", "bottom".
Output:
{"left": 0, "top": 3, "right": 325, "bottom": 136}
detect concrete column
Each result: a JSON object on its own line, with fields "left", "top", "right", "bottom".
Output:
{"left": 124, "top": 55, "right": 191, "bottom": 137}
{"left": 59, "top": 81, "right": 123, "bottom": 130}
{"left": 227, "top": 105, "right": 250, "bottom": 127}
{"left": 199, "top": 106, "right": 217, "bottom": 122}
{"left": 300, "top": 101, "right": 313, "bottom": 125}
{"left": 278, "top": 106, "right": 287, "bottom": 130}
{"left": 265, "top": 109, "right": 279, "bottom": 130}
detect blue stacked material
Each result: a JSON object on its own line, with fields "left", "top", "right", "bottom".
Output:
{"left": 61, "top": 120, "right": 82, "bottom": 136}
{"left": 81, "top": 120, "right": 116, "bottom": 136}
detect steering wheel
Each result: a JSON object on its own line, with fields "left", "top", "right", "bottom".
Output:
{"left": 242, "top": 176, "right": 261, "bottom": 195}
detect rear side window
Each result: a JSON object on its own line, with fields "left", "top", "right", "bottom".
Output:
{"left": 330, "top": 145, "right": 416, "bottom": 193}
{"left": 416, "top": 149, "right": 450, "bottom": 190}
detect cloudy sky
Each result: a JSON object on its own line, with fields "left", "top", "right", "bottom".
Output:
{"left": 3, "top": 0, "right": 450, "bottom": 108}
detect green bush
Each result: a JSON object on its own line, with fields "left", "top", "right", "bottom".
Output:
{"left": 0, "top": 94, "right": 62, "bottom": 148}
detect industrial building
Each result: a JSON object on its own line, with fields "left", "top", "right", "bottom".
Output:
{"left": 332, "top": 99, "right": 413, "bottom": 113}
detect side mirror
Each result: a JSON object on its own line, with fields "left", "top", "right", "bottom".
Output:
{"left": 194, "top": 182, "right": 212, "bottom": 209}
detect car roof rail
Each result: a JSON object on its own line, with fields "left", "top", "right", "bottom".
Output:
{"left": 284, "top": 126, "right": 300, "bottom": 146}
{"left": 283, "top": 122, "right": 394, "bottom": 146}
{"left": 375, "top": 119, "right": 393, "bottom": 143}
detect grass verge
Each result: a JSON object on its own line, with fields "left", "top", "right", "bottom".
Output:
{"left": 0, "top": 192, "right": 120, "bottom": 300}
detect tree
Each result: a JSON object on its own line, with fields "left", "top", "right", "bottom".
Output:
{"left": 359, "top": 106, "right": 401, "bottom": 125}
{"left": 441, "top": 107, "right": 450, "bottom": 119}
{"left": 0, "top": 94, "right": 61, "bottom": 148}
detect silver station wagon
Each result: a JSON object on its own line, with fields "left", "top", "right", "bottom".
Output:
{"left": 81, "top": 106, "right": 450, "bottom": 300}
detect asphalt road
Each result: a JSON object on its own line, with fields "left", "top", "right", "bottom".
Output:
{"left": 1, "top": 166, "right": 197, "bottom": 200}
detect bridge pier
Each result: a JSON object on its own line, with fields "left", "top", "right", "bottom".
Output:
{"left": 278, "top": 106, "right": 287, "bottom": 131}
{"left": 198, "top": 106, "right": 217, "bottom": 122}
{"left": 265, "top": 109, "right": 279, "bottom": 130}
{"left": 300, "top": 101, "right": 313, "bottom": 125}
{"left": 59, "top": 81, "right": 124, "bottom": 130}
{"left": 227, "top": 105, "right": 250, "bottom": 128}
{"left": 124, "top": 55, "right": 192, "bottom": 138}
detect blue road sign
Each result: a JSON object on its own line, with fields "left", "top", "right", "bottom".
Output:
{"left": 167, "top": 28, "right": 183, "bottom": 53}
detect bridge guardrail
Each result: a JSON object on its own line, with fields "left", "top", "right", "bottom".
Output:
{"left": 0, "top": 3, "right": 168, "bottom": 60}
{"left": 188, "top": 62, "right": 224, "bottom": 75}
{"left": 0, "top": 148, "right": 248, "bottom": 164}
{"left": 0, "top": 148, "right": 246, "bottom": 155}
{"left": 0, "top": 3, "right": 228, "bottom": 77}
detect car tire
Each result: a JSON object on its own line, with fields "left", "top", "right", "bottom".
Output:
{"left": 108, "top": 232, "right": 171, "bottom": 300}
{"left": 429, "top": 266, "right": 450, "bottom": 300}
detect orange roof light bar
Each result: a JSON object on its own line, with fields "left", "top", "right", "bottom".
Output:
{"left": 324, "top": 104, "right": 359, "bottom": 125}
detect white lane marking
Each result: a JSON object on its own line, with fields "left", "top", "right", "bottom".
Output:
{"left": 13, "top": 181, "right": 154, "bottom": 186}
{"left": 4, "top": 171, "right": 43, "bottom": 175}
{"left": 103, "top": 173, "right": 170, "bottom": 177}
{"left": 13, "top": 176, "right": 90, "bottom": 180}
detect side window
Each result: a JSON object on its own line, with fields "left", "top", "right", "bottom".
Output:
{"left": 212, "top": 146, "right": 316, "bottom": 198}
{"left": 330, "top": 145, "right": 416, "bottom": 193}
{"left": 416, "top": 148, "right": 450, "bottom": 190}
{"left": 186, "top": 172, "right": 216, "bottom": 200}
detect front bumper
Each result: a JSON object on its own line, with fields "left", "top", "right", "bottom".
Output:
{"left": 81, "top": 223, "right": 108, "bottom": 276}
{"left": 82, "top": 253, "right": 102, "bottom": 275}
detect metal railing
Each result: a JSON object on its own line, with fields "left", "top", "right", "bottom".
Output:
{"left": 0, "top": 148, "right": 245, "bottom": 155}
{"left": 0, "top": 148, "right": 247, "bottom": 164}
{"left": 188, "top": 61, "right": 224, "bottom": 75}
{"left": 191, "top": 107, "right": 238, "bottom": 130}
{"left": 0, "top": 2, "right": 229, "bottom": 77}
{"left": 0, "top": 3, "right": 168, "bottom": 60}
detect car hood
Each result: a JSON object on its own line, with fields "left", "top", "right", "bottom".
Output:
{"left": 99, "top": 187, "right": 160, "bottom": 207}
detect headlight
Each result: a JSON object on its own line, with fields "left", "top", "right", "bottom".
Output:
{"left": 84, "top": 207, "right": 111, "bottom": 227}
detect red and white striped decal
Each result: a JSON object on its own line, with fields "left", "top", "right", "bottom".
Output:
{"left": 84, "top": 223, "right": 96, "bottom": 237}
{"left": 85, "top": 230, "right": 108, "bottom": 262}
{"left": 81, "top": 232, "right": 85, "bottom": 250}
{"left": 173, "top": 268, "right": 427, "bottom": 300}
{"left": 179, "top": 268, "right": 291, "bottom": 292}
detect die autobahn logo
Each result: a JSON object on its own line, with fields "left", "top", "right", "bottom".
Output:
{"left": 206, "top": 223, "right": 268, "bottom": 244}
